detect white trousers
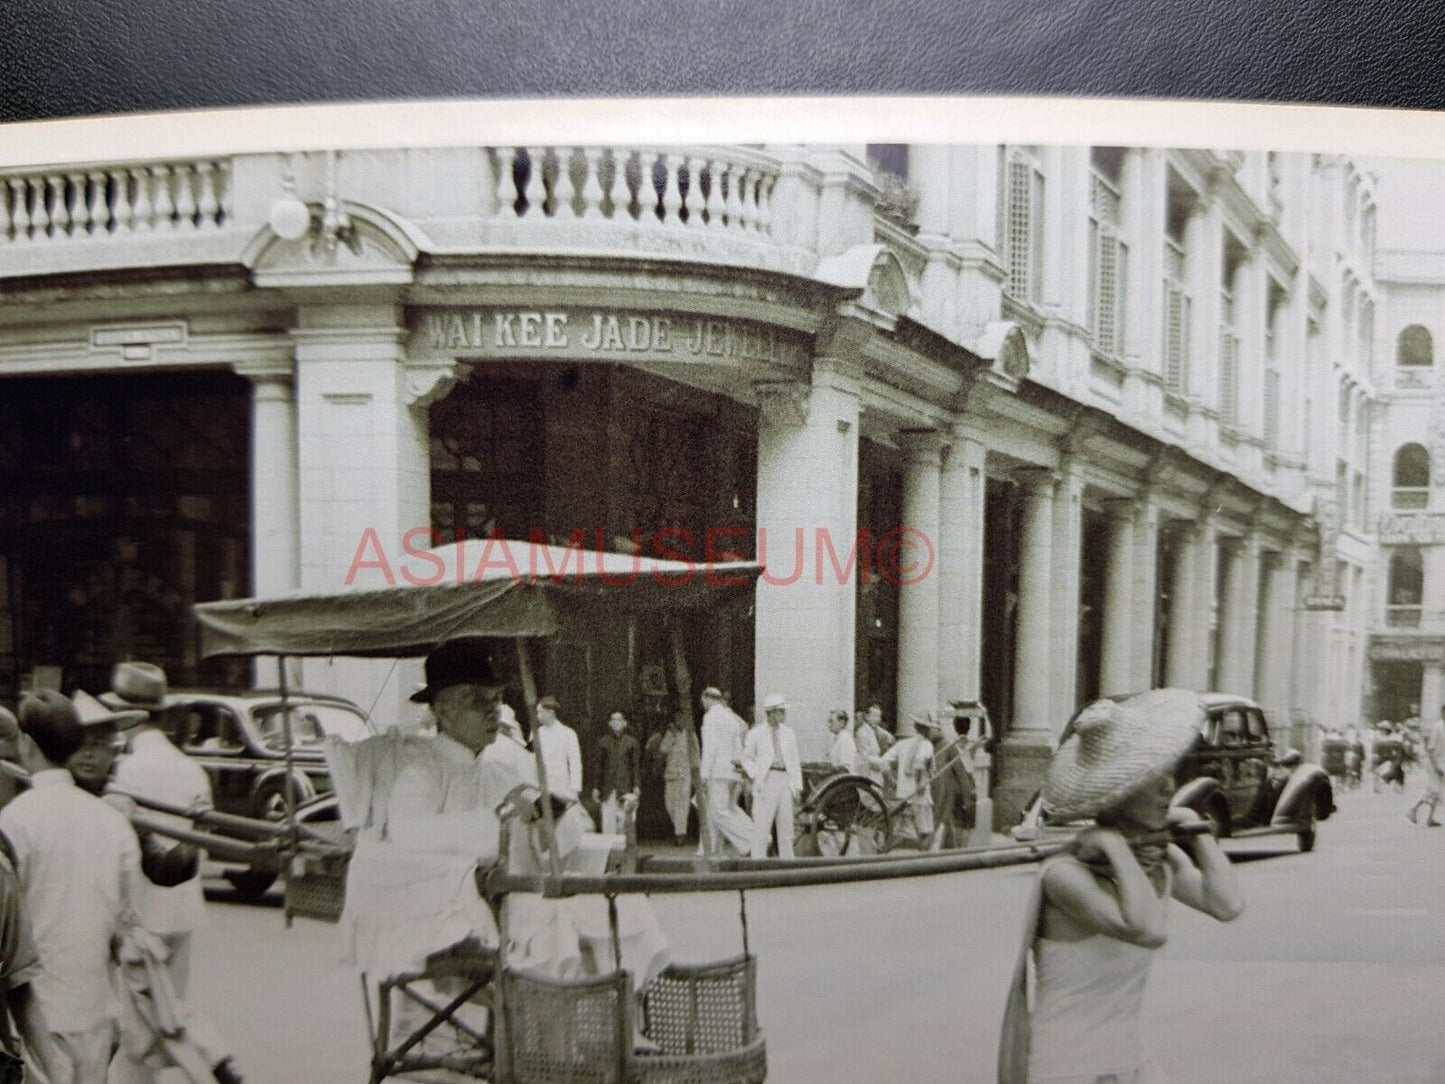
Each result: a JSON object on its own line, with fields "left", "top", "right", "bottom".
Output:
{"left": 600, "top": 794, "right": 625, "bottom": 835}
{"left": 750, "top": 772, "right": 795, "bottom": 859}
{"left": 111, "top": 930, "right": 234, "bottom": 1082}
{"left": 700, "top": 780, "right": 753, "bottom": 856}
{"left": 663, "top": 777, "right": 692, "bottom": 837}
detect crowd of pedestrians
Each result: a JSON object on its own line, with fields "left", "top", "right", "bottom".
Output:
{"left": 0, "top": 663, "right": 242, "bottom": 1083}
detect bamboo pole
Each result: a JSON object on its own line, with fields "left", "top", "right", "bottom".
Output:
{"left": 515, "top": 638, "right": 563, "bottom": 883}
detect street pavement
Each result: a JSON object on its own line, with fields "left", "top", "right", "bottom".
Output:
{"left": 185, "top": 786, "right": 1445, "bottom": 1083}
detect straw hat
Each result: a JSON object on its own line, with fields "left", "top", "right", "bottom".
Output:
{"left": 73, "top": 690, "right": 148, "bottom": 731}
{"left": 100, "top": 662, "right": 168, "bottom": 712}
{"left": 1041, "top": 688, "right": 1204, "bottom": 822}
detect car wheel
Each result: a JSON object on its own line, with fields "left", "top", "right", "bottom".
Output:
{"left": 253, "top": 776, "right": 307, "bottom": 822}
{"left": 223, "top": 869, "right": 278, "bottom": 899}
{"left": 1296, "top": 792, "right": 1318, "bottom": 853}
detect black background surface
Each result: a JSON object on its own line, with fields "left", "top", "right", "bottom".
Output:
{"left": 1, "top": 0, "right": 1442, "bottom": 123}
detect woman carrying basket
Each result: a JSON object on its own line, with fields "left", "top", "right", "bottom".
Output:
{"left": 998, "top": 689, "right": 1244, "bottom": 1084}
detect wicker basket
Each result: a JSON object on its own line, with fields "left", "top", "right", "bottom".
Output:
{"left": 284, "top": 855, "right": 348, "bottom": 924}
{"left": 631, "top": 1036, "right": 767, "bottom": 1084}
{"left": 494, "top": 957, "right": 768, "bottom": 1084}
{"left": 495, "top": 969, "right": 630, "bottom": 1083}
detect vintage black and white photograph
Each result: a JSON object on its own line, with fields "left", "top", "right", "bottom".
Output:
{"left": 0, "top": 98, "right": 1443, "bottom": 1083}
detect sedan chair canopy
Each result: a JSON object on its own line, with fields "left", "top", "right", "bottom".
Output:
{"left": 193, "top": 539, "right": 763, "bottom": 659}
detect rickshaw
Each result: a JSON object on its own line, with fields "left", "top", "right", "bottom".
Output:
{"left": 139, "top": 539, "right": 1079, "bottom": 1082}
{"left": 793, "top": 701, "right": 994, "bottom": 856}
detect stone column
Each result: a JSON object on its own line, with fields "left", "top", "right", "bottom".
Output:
{"left": 996, "top": 468, "right": 1057, "bottom": 824}
{"left": 1192, "top": 518, "right": 1220, "bottom": 691}
{"left": 1422, "top": 663, "right": 1444, "bottom": 720}
{"left": 1049, "top": 463, "right": 1085, "bottom": 723}
{"left": 293, "top": 304, "right": 444, "bottom": 728}
{"left": 753, "top": 355, "right": 861, "bottom": 758}
{"left": 235, "top": 358, "right": 301, "bottom": 688}
{"left": 938, "top": 435, "right": 987, "bottom": 704}
{"left": 896, "top": 430, "right": 946, "bottom": 732}
{"left": 1099, "top": 498, "right": 1136, "bottom": 697}
{"left": 1219, "top": 533, "right": 1262, "bottom": 696}
{"left": 1256, "top": 547, "right": 1300, "bottom": 741}
{"left": 1128, "top": 497, "right": 1161, "bottom": 691}
{"left": 1161, "top": 523, "right": 1196, "bottom": 687}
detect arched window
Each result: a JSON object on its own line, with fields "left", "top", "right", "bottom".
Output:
{"left": 1387, "top": 548, "right": 1424, "bottom": 627}
{"left": 1397, "top": 326, "right": 1434, "bottom": 389}
{"left": 1393, "top": 443, "right": 1431, "bottom": 509}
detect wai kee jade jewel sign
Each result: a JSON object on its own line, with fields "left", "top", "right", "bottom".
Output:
{"left": 410, "top": 307, "right": 806, "bottom": 367}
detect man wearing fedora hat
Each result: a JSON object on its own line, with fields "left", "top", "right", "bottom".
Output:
{"left": 740, "top": 694, "right": 803, "bottom": 859}
{"left": 0, "top": 690, "right": 147, "bottom": 1084}
{"left": 97, "top": 664, "right": 244, "bottom": 1084}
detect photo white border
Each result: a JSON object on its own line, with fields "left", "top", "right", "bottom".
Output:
{"left": 2, "top": 95, "right": 1444, "bottom": 169}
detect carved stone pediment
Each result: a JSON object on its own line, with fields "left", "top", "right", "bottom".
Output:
{"left": 814, "top": 244, "right": 913, "bottom": 319}
{"left": 972, "top": 321, "right": 1030, "bottom": 384}
{"left": 243, "top": 200, "right": 423, "bottom": 288}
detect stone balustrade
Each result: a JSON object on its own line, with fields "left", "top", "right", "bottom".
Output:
{"left": 487, "top": 146, "right": 780, "bottom": 235}
{"left": 0, "top": 159, "right": 231, "bottom": 243}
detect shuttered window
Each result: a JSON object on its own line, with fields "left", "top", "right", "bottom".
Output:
{"left": 1005, "top": 154, "right": 1044, "bottom": 304}
{"left": 1088, "top": 171, "right": 1128, "bottom": 358}
{"left": 1163, "top": 238, "right": 1189, "bottom": 394}
{"left": 1218, "top": 292, "right": 1239, "bottom": 425}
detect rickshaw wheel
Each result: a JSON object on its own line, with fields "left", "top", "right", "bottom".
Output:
{"left": 809, "top": 777, "right": 892, "bottom": 856}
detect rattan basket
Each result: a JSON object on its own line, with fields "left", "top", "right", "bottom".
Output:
{"left": 284, "top": 855, "right": 347, "bottom": 923}
{"left": 494, "top": 956, "right": 767, "bottom": 1084}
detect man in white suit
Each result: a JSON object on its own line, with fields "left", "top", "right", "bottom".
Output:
{"left": 698, "top": 687, "right": 751, "bottom": 855}
{"left": 740, "top": 694, "right": 803, "bottom": 859}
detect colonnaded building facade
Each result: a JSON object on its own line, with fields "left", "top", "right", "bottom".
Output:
{"left": 0, "top": 138, "right": 1394, "bottom": 820}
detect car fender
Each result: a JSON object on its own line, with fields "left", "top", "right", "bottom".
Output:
{"left": 1271, "top": 764, "right": 1333, "bottom": 826}
{"left": 295, "top": 792, "right": 339, "bottom": 824}
{"left": 251, "top": 765, "right": 317, "bottom": 805}
{"left": 1171, "top": 776, "right": 1223, "bottom": 815}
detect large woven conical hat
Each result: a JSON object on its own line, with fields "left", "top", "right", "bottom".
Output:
{"left": 1041, "top": 688, "right": 1204, "bottom": 822}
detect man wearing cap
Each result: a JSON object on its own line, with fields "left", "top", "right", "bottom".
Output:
{"left": 0, "top": 691, "right": 146, "bottom": 1084}
{"left": 698, "top": 687, "right": 751, "bottom": 855}
{"left": 98, "top": 665, "right": 243, "bottom": 1084}
{"left": 881, "top": 715, "right": 936, "bottom": 844}
{"left": 534, "top": 696, "right": 583, "bottom": 804}
{"left": 740, "top": 695, "right": 803, "bottom": 859}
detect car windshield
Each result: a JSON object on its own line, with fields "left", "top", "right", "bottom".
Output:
{"left": 252, "top": 702, "right": 368, "bottom": 752}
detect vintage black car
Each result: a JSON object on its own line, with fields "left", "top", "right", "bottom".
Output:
{"left": 1014, "top": 691, "right": 1335, "bottom": 852}
{"left": 1172, "top": 692, "right": 1334, "bottom": 851}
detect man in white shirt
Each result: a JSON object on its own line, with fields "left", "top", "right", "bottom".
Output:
{"left": 827, "top": 709, "right": 858, "bottom": 773}
{"left": 698, "top": 688, "right": 751, "bottom": 856}
{"left": 740, "top": 694, "right": 803, "bottom": 859}
{"left": 534, "top": 696, "right": 583, "bottom": 803}
{"left": 881, "top": 716, "right": 936, "bottom": 841}
{"left": 1408, "top": 705, "right": 1445, "bottom": 827}
{"left": 1, "top": 691, "right": 144, "bottom": 1084}
{"left": 99, "top": 663, "right": 242, "bottom": 1083}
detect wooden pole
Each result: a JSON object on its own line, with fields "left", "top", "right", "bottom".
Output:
{"left": 278, "top": 655, "right": 297, "bottom": 928}
{"left": 515, "top": 639, "right": 563, "bottom": 884}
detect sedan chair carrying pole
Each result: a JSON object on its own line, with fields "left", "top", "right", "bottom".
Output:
{"left": 515, "top": 638, "right": 564, "bottom": 885}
